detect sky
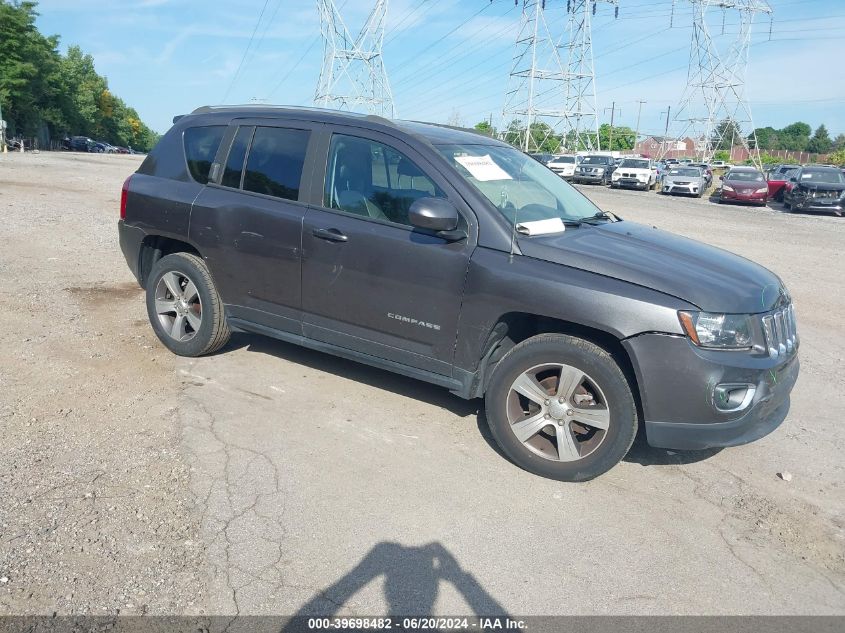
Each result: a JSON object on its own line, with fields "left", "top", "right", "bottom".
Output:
{"left": 34, "top": 0, "right": 845, "bottom": 138}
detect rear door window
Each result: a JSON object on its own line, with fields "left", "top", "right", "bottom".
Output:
{"left": 183, "top": 126, "right": 226, "bottom": 184}
{"left": 222, "top": 126, "right": 254, "bottom": 188}
{"left": 242, "top": 127, "right": 310, "bottom": 201}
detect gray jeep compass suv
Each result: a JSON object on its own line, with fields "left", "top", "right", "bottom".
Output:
{"left": 118, "top": 106, "right": 799, "bottom": 481}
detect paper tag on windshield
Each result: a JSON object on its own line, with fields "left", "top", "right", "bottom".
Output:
{"left": 516, "top": 218, "right": 566, "bottom": 236}
{"left": 455, "top": 154, "right": 512, "bottom": 181}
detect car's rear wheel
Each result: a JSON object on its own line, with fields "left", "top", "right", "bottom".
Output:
{"left": 485, "top": 334, "right": 638, "bottom": 482}
{"left": 146, "top": 252, "right": 230, "bottom": 357}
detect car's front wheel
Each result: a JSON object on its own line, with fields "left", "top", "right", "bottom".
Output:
{"left": 485, "top": 334, "right": 638, "bottom": 481}
{"left": 146, "top": 252, "right": 231, "bottom": 357}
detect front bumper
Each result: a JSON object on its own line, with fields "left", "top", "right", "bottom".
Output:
{"left": 793, "top": 198, "right": 844, "bottom": 213}
{"left": 575, "top": 172, "right": 606, "bottom": 183}
{"left": 623, "top": 333, "right": 799, "bottom": 450}
{"left": 721, "top": 190, "right": 767, "bottom": 204}
{"left": 614, "top": 177, "right": 649, "bottom": 189}
{"left": 663, "top": 182, "right": 701, "bottom": 195}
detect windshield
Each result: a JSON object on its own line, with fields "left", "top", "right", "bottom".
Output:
{"left": 668, "top": 168, "right": 701, "bottom": 177}
{"left": 727, "top": 171, "right": 764, "bottom": 182}
{"left": 620, "top": 159, "right": 649, "bottom": 169}
{"left": 580, "top": 156, "right": 608, "bottom": 164}
{"left": 437, "top": 144, "right": 604, "bottom": 227}
{"left": 800, "top": 169, "right": 845, "bottom": 184}
{"left": 552, "top": 156, "right": 576, "bottom": 163}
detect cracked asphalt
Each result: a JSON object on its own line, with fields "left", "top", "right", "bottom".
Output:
{"left": 0, "top": 152, "right": 843, "bottom": 616}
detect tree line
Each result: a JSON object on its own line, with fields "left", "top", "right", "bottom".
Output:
{"left": 474, "top": 117, "right": 844, "bottom": 163}
{"left": 475, "top": 119, "right": 639, "bottom": 154}
{"left": 0, "top": 0, "right": 158, "bottom": 151}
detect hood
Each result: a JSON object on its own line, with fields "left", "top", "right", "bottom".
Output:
{"left": 616, "top": 167, "right": 651, "bottom": 174}
{"left": 724, "top": 178, "right": 766, "bottom": 188}
{"left": 795, "top": 181, "right": 844, "bottom": 191}
{"left": 518, "top": 221, "right": 785, "bottom": 313}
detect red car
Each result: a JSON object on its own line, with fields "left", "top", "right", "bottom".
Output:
{"left": 717, "top": 167, "right": 768, "bottom": 206}
{"left": 767, "top": 168, "right": 798, "bottom": 202}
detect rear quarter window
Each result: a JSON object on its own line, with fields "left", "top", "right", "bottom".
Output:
{"left": 183, "top": 126, "right": 226, "bottom": 184}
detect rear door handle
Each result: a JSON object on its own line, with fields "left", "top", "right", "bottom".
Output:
{"left": 312, "top": 228, "right": 348, "bottom": 243}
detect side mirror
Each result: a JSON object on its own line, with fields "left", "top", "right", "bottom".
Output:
{"left": 719, "top": 175, "right": 724, "bottom": 181}
{"left": 409, "top": 197, "right": 459, "bottom": 232}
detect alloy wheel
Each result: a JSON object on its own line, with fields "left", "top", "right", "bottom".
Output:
{"left": 506, "top": 363, "right": 610, "bottom": 463}
{"left": 154, "top": 271, "right": 203, "bottom": 342}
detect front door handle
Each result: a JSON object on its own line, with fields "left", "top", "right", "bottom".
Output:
{"left": 312, "top": 228, "right": 348, "bottom": 242}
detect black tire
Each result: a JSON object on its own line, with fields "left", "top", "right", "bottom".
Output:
{"left": 783, "top": 199, "right": 792, "bottom": 211}
{"left": 146, "top": 252, "right": 230, "bottom": 357}
{"left": 484, "top": 334, "right": 638, "bottom": 482}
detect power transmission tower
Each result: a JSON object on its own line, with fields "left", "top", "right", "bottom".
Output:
{"left": 501, "top": 0, "right": 618, "bottom": 154}
{"left": 315, "top": 0, "right": 396, "bottom": 117}
{"left": 562, "top": 0, "right": 618, "bottom": 152}
{"left": 669, "top": 0, "right": 772, "bottom": 168}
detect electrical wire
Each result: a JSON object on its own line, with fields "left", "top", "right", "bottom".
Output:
{"left": 221, "top": 0, "right": 273, "bottom": 103}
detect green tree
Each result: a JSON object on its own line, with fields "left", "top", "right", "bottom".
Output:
{"left": 828, "top": 148, "right": 845, "bottom": 166}
{"left": 0, "top": 0, "right": 158, "bottom": 150}
{"left": 503, "top": 119, "right": 561, "bottom": 153}
{"left": 807, "top": 124, "right": 832, "bottom": 154}
{"left": 598, "top": 123, "right": 635, "bottom": 151}
{"left": 710, "top": 119, "right": 742, "bottom": 151}
{"left": 777, "top": 121, "right": 811, "bottom": 151}
{"left": 750, "top": 126, "right": 778, "bottom": 150}
{"left": 833, "top": 133, "right": 845, "bottom": 151}
{"left": 474, "top": 120, "right": 495, "bottom": 137}
{"left": 713, "top": 150, "right": 730, "bottom": 162}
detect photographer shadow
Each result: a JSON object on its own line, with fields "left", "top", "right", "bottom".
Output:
{"left": 282, "top": 541, "right": 509, "bottom": 631}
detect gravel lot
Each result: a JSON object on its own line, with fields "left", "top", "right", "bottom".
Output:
{"left": 0, "top": 152, "right": 843, "bottom": 616}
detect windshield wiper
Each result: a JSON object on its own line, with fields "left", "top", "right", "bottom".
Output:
{"left": 574, "top": 211, "right": 618, "bottom": 224}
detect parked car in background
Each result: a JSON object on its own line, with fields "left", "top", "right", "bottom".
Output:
{"left": 113, "top": 146, "right": 131, "bottom": 154}
{"left": 766, "top": 168, "right": 798, "bottom": 202}
{"left": 661, "top": 166, "right": 706, "bottom": 197}
{"left": 611, "top": 158, "right": 656, "bottom": 190}
{"left": 94, "top": 141, "right": 115, "bottom": 153}
{"left": 63, "top": 136, "right": 96, "bottom": 152}
{"left": 688, "top": 162, "right": 713, "bottom": 187}
{"left": 782, "top": 166, "right": 845, "bottom": 216}
{"left": 529, "top": 153, "right": 555, "bottom": 165}
{"left": 710, "top": 160, "right": 731, "bottom": 168}
{"left": 718, "top": 167, "right": 768, "bottom": 206}
{"left": 547, "top": 154, "right": 578, "bottom": 179}
{"left": 769, "top": 164, "right": 800, "bottom": 178}
{"left": 573, "top": 154, "right": 617, "bottom": 185}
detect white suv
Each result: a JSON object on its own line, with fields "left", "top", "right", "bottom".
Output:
{"left": 546, "top": 154, "right": 578, "bottom": 180}
{"left": 611, "top": 158, "right": 656, "bottom": 191}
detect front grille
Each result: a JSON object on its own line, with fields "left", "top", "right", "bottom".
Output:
{"left": 675, "top": 181, "right": 690, "bottom": 185}
{"left": 762, "top": 304, "right": 798, "bottom": 358}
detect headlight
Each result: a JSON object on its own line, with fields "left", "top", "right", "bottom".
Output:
{"left": 722, "top": 184, "right": 734, "bottom": 192}
{"left": 637, "top": 174, "right": 647, "bottom": 180}
{"left": 678, "top": 311, "right": 755, "bottom": 349}
{"left": 595, "top": 167, "right": 604, "bottom": 173}
{"left": 755, "top": 187, "right": 768, "bottom": 194}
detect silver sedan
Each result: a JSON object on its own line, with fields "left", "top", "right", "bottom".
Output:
{"left": 661, "top": 167, "right": 707, "bottom": 198}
